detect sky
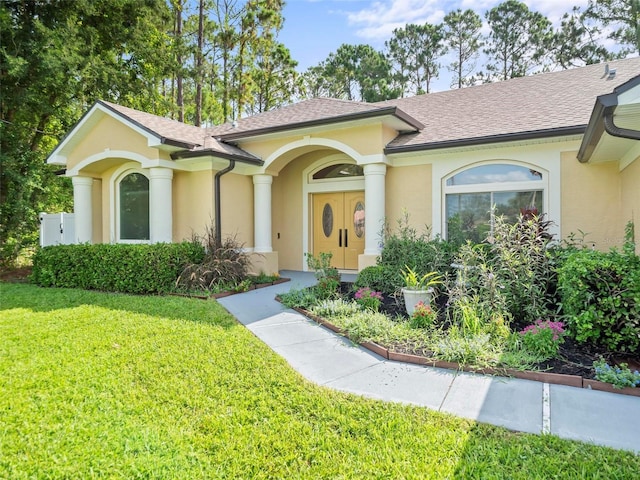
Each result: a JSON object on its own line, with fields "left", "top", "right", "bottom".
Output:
{"left": 277, "top": 0, "right": 595, "bottom": 92}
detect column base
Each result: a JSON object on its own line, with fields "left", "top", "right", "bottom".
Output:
{"left": 358, "top": 254, "right": 379, "bottom": 272}
{"left": 248, "top": 251, "right": 279, "bottom": 276}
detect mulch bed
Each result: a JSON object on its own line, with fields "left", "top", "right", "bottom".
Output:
{"left": 340, "top": 283, "right": 640, "bottom": 380}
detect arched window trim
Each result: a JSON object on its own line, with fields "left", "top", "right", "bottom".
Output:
{"left": 443, "top": 161, "right": 549, "bottom": 242}
{"left": 115, "top": 168, "right": 150, "bottom": 244}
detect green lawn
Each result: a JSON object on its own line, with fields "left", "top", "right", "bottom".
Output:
{"left": 1, "top": 283, "right": 638, "bottom": 479}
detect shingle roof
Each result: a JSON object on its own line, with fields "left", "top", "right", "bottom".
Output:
{"left": 101, "top": 57, "right": 640, "bottom": 157}
{"left": 99, "top": 101, "right": 259, "bottom": 162}
{"left": 380, "top": 57, "right": 640, "bottom": 151}
{"left": 207, "top": 97, "right": 422, "bottom": 139}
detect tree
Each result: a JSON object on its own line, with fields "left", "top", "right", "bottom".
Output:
{"left": 550, "top": 6, "right": 617, "bottom": 69}
{"left": 443, "top": 9, "right": 484, "bottom": 89}
{"left": 308, "top": 44, "right": 398, "bottom": 102}
{"left": 584, "top": 0, "right": 640, "bottom": 54}
{"left": 0, "top": 0, "right": 171, "bottom": 266}
{"left": 484, "top": 0, "right": 554, "bottom": 81}
{"left": 385, "top": 23, "right": 445, "bottom": 95}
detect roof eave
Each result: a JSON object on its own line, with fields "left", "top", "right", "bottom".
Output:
{"left": 385, "top": 126, "right": 586, "bottom": 155}
{"left": 171, "top": 148, "right": 264, "bottom": 166}
{"left": 218, "top": 106, "right": 424, "bottom": 142}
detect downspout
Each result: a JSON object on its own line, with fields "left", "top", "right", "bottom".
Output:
{"left": 214, "top": 160, "right": 236, "bottom": 245}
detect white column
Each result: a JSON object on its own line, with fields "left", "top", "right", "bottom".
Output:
{"left": 72, "top": 176, "right": 93, "bottom": 243}
{"left": 149, "top": 167, "right": 173, "bottom": 243}
{"left": 364, "top": 163, "right": 386, "bottom": 255}
{"left": 253, "top": 174, "right": 273, "bottom": 253}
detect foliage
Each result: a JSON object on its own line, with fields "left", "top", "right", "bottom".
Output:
{"left": 354, "top": 265, "right": 397, "bottom": 295}
{"left": 409, "top": 301, "right": 438, "bottom": 329}
{"left": 401, "top": 265, "right": 443, "bottom": 290}
{"left": 557, "top": 226, "right": 640, "bottom": 352}
{"left": 306, "top": 251, "right": 341, "bottom": 299}
{"left": 30, "top": 242, "right": 204, "bottom": 294}
{"left": 443, "top": 9, "right": 484, "bottom": 88}
{"left": 278, "top": 287, "right": 319, "bottom": 310}
{"left": 585, "top": 0, "right": 640, "bottom": 54}
{"left": 519, "top": 319, "right": 566, "bottom": 360}
{"left": 354, "top": 287, "right": 383, "bottom": 312}
{"left": 176, "top": 224, "right": 251, "bottom": 293}
{"left": 433, "top": 329, "right": 497, "bottom": 366}
{"left": 378, "top": 213, "right": 459, "bottom": 291}
{"left": 310, "top": 298, "right": 362, "bottom": 318}
{"left": 593, "top": 359, "right": 640, "bottom": 389}
{"left": 6, "top": 285, "right": 638, "bottom": 478}
{"left": 385, "top": 23, "right": 445, "bottom": 95}
{"left": 484, "top": 0, "right": 554, "bottom": 80}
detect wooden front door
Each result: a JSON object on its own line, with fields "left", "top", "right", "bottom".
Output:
{"left": 313, "top": 192, "right": 365, "bottom": 270}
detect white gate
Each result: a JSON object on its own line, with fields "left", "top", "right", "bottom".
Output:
{"left": 39, "top": 213, "right": 76, "bottom": 247}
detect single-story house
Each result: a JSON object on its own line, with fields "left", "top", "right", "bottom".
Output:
{"left": 47, "top": 57, "right": 640, "bottom": 273}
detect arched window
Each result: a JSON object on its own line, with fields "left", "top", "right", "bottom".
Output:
{"left": 312, "top": 163, "right": 363, "bottom": 180}
{"left": 118, "top": 171, "right": 149, "bottom": 241}
{"left": 445, "top": 163, "right": 544, "bottom": 244}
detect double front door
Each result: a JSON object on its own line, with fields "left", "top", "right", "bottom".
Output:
{"left": 313, "top": 192, "right": 365, "bottom": 270}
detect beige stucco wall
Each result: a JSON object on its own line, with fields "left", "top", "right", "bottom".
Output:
{"left": 561, "top": 151, "right": 623, "bottom": 249}
{"left": 386, "top": 164, "right": 432, "bottom": 231}
{"left": 219, "top": 172, "right": 254, "bottom": 247}
{"left": 173, "top": 170, "right": 214, "bottom": 242}
{"left": 66, "top": 113, "right": 165, "bottom": 173}
{"left": 91, "top": 179, "right": 103, "bottom": 243}
{"left": 620, "top": 157, "right": 640, "bottom": 253}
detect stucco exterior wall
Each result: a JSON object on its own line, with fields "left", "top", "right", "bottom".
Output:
{"left": 173, "top": 170, "right": 214, "bottom": 242}
{"left": 91, "top": 179, "right": 102, "bottom": 243}
{"left": 386, "top": 164, "right": 432, "bottom": 230}
{"left": 620, "top": 157, "right": 640, "bottom": 253}
{"left": 271, "top": 153, "right": 321, "bottom": 270}
{"left": 561, "top": 152, "right": 623, "bottom": 249}
{"left": 66, "top": 114, "right": 163, "bottom": 172}
{"left": 219, "top": 172, "right": 254, "bottom": 247}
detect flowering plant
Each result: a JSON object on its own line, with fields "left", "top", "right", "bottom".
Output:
{"left": 593, "top": 359, "right": 640, "bottom": 389}
{"left": 354, "top": 287, "right": 383, "bottom": 312}
{"left": 519, "top": 319, "right": 565, "bottom": 359}
{"left": 409, "top": 301, "right": 438, "bottom": 328}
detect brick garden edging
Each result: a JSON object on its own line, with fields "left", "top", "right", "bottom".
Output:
{"left": 292, "top": 306, "right": 640, "bottom": 398}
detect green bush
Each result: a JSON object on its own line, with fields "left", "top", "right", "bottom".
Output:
{"left": 558, "top": 247, "right": 640, "bottom": 352}
{"left": 354, "top": 265, "right": 397, "bottom": 294}
{"left": 31, "top": 242, "right": 204, "bottom": 294}
{"left": 377, "top": 213, "right": 459, "bottom": 291}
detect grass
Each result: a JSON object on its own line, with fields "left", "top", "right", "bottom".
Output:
{"left": 1, "top": 284, "right": 638, "bottom": 479}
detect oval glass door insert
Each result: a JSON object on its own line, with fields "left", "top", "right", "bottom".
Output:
{"left": 322, "top": 203, "right": 333, "bottom": 237}
{"left": 353, "top": 201, "right": 365, "bottom": 238}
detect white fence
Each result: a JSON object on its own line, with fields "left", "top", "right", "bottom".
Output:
{"left": 39, "top": 213, "right": 76, "bottom": 247}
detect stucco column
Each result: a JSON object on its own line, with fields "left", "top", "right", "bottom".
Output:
{"left": 149, "top": 167, "right": 173, "bottom": 243}
{"left": 253, "top": 174, "right": 273, "bottom": 253}
{"left": 72, "top": 175, "right": 93, "bottom": 243}
{"left": 364, "top": 163, "right": 386, "bottom": 256}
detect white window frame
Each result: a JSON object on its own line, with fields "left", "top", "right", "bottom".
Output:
{"left": 113, "top": 166, "right": 151, "bottom": 244}
{"left": 443, "top": 161, "right": 548, "bottom": 240}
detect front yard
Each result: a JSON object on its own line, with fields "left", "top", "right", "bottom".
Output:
{"left": 1, "top": 283, "right": 638, "bottom": 478}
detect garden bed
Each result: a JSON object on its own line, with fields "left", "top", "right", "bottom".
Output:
{"left": 284, "top": 281, "right": 640, "bottom": 398}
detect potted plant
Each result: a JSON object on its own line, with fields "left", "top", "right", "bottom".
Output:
{"left": 401, "top": 266, "right": 442, "bottom": 315}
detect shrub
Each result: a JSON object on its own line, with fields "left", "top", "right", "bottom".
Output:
{"left": 31, "top": 242, "right": 204, "bottom": 294}
{"left": 306, "top": 252, "right": 341, "bottom": 299}
{"left": 377, "top": 212, "right": 459, "bottom": 290}
{"left": 557, "top": 247, "right": 640, "bottom": 352}
{"left": 354, "top": 287, "right": 383, "bottom": 312}
{"left": 278, "top": 288, "right": 319, "bottom": 310}
{"left": 310, "top": 298, "right": 362, "bottom": 318}
{"left": 519, "top": 319, "right": 565, "bottom": 360}
{"left": 176, "top": 225, "right": 251, "bottom": 293}
{"left": 409, "top": 301, "right": 437, "bottom": 329}
{"left": 354, "top": 265, "right": 397, "bottom": 294}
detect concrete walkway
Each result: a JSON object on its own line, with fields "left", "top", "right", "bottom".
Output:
{"left": 218, "top": 271, "right": 640, "bottom": 454}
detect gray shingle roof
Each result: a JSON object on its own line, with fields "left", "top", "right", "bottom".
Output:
{"left": 101, "top": 57, "right": 640, "bottom": 158}
{"left": 380, "top": 57, "right": 640, "bottom": 151}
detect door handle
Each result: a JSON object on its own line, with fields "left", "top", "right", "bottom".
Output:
{"left": 338, "top": 229, "right": 342, "bottom": 247}
{"left": 345, "top": 229, "right": 348, "bottom": 247}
